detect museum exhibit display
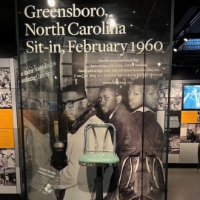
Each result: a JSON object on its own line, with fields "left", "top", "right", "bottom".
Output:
{"left": 15, "top": 0, "right": 173, "bottom": 199}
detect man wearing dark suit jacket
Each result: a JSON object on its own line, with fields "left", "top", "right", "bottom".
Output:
{"left": 128, "top": 78, "right": 166, "bottom": 200}
{"left": 99, "top": 84, "right": 141, "bottom": 200}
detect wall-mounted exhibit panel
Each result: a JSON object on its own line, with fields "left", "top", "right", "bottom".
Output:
{"left": 168, "top": 154, "right": 180, "bottom": 163}
{"left": 179, "top": 143, "right": 199, "bottom": 163}
{"left": 166, "top": 80, "right": 200, "bottom": 164}
{"left": 181, "top": 111, "right": 198, "bottom": 123}
{"left": 0, "top": 59, "right": 21, "bottom": 194}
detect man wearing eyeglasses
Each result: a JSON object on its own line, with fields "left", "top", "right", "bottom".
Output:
{"left": 98, "top": 84, "right": 141, "bottom": 200}
{"left": 60, "top": 84, "right": 113, "bottom": 200}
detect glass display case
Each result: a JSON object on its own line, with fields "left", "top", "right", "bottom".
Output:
{"left": 15, "top": 0, "right": 173, "bottom": 199}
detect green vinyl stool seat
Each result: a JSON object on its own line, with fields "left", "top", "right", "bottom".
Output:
{"left": 79, "top": 152, "right": 120, "bottom": 166}
{"left": 78, "top": 123, "right": 119, "bottom": 167}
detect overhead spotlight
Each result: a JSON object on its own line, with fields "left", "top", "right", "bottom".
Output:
{"left": 130, "top": 24, "right": 133, "bottom": 27}
{"left": 54, "top": 76, "right": 57, "bottom": 79}
{"left": 110, "top": 19, "right": 116, "bottom": 27}
{"left": 108, "top": 14, "right": 116, "bottom": 27}
{"left": 184, "top": 38, "right": 188, "bottom": 42}
{"left": 133, "top": 11, "right": 136, "bottom": 13}
{"left": 48, "top": 0, "right": 55, "bottom": 7}
{"left": 157, "top": 63, "right": 161, "bottom": 66}
{"left": 173, "top": 48, "right": 177, "bottom": 52}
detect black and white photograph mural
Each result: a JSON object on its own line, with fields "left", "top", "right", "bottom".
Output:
{"left": 17, "top": 0, "right": 172, "bottom": 200}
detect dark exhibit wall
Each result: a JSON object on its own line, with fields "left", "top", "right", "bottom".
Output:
{"left": 172, "top": 67, "right": 200, "bottom": 80}
{"left": 0, "top": 1, "right": 17, "bottom": 58}
{"left": 16, "top": 0, "right": 173, "bottom": 200}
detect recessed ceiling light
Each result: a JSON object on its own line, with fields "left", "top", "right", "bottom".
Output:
{"left": 133, "top": 11, "right": 136, "bottom": 13}
{"left": 173, "top": 48, "right": 177, "bottom": 52}
{"left": 158, "top": 63, "right": 161, "bottom": 66}
{"left": 48, "top": 0, "right": 55, "bottom": 7}
{"left": 130, "top": 24, "right": 133, "bottom": 27}
{"left": 184, "top": 38, "right": 188, "bottom": 42}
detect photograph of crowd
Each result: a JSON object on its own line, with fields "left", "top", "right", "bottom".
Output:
{"left": 180, "top": 123, "right": 200, "bottom": 143}
{"left": 0, "top": 69, "right": 11, "bottom": 89}
{"left": 170, "top": 83, "right": 182, "bottom": 98}
{"left": 0, "top": 89, "right": 12, "bottom": 108}
{"left": 170, "top": 97, "right": 182, "bottom": 111}
{"left": 157, "top": 82, "right": 169, "bottom": 111}
{"left": 157, "top": 83, "right": 183, "bottom": 111}
{"left": 0, "top": 149, "right": 16, "bottom": 186}
{"left": 168, "top": 134, "right": 180, "bottom": 154}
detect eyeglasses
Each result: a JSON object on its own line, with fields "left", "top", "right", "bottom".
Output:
{"left": 62, "top": 97, "right": 85, "bottom": 108}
